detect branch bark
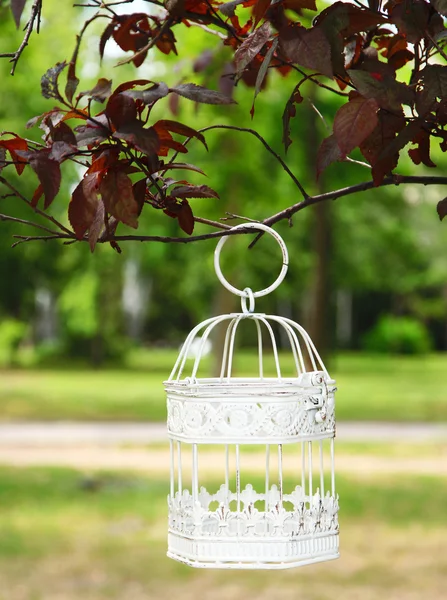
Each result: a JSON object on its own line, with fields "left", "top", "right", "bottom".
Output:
{"left": 0, "top": 0, "right": 43, "bottom": 75}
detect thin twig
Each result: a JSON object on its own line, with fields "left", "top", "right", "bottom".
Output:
{"left": 194, "top": 216, "right": 232, "bottom": 230}
{"left": 0, "top": 214, "right": 61, "bottom": 235}
{"left": 11, "top": 233, "right": 74, "bottom": 248}
{"left": 1, "top": 0, "right": 43, "bottom": 75}
{"left": 221, "top": 212, "right": 260, "bottom": 223}
{"left": 0, "top": 176, "right": 74, "bottom": 236}
{"left": 199, "top": 125, "right": 309, "bottom": 199}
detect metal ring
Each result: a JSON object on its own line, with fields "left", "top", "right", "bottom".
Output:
{"left": 241, "top": 287, "right": 255, "bottom": 313}
{"left": 214, "top": 223, "right": 289, "bottom": 298}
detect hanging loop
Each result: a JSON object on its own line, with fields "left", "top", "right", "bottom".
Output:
{"left": 241, "top": 287, "right": 255, "bottom": 313}
{"left": 214, "top": 223, "right": 289, "bottom": 298}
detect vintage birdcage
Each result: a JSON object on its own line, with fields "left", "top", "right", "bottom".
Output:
{"left": 165, "top": 223, "right": 339, "bottom": 569}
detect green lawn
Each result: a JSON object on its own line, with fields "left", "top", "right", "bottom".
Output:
{"left": 0, "top": 350, "right": 445, "bottom": 422}
{"left": 0, "top": 465, "right": 446, "bottom": 600}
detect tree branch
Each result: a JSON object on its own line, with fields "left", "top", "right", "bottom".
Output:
{"left": 263, "top": 174, "right": 447, "bottom": 227}
{"left": 0, "top": 0, "right": 43, "bottom": 75}
{"left": 0, "top": 214, "right": 62, "bottom": 235}
{"left": 7, "top": 174, "right": 447, "bottom": 249}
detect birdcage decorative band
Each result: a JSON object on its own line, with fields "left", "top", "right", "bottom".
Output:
{"left": 168, "top": 483, "right": 339, "bottom": 568}
{"left": 166, "top": 367, "right": 336, "bottom": 444}
{"left": 164, "top": 223, "right": 340, "bottom": 570}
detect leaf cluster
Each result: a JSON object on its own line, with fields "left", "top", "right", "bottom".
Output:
{"left": 2, "top": 0, "right": 447, "bottom": 249}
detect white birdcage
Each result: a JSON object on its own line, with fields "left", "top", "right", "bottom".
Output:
{"left": 165, "top": 223, "right": 339, "bottom": 570}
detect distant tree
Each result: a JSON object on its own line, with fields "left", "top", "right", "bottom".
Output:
{"left": 1, "top": 0, "right": 447, "bottom": 253}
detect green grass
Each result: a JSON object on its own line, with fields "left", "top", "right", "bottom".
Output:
{"left": 0, "top": 350, "right": 446, "bottom": 422}
{"left": 0, "top": 465, "right": 446, "bottom": 600}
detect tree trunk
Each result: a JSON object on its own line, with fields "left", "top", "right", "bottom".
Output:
{"left": 303, "top": 95, "right": 333, "bottom": 364}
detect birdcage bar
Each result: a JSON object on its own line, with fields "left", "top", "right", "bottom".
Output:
{"left": 308, "top": 441, "right": 313, "bottom": 499}
{"left": 301, "top": 441, "right": 306, "bottom": 491}
{"left": 192, "top": 443, "right": 199, "bottom": 504}
{"left": 331, "top": 438, "right": 336, "bottom": 496}
{"left": 177, "top": 441, "right": 182, "bottom": 494}
{"left": 235, "top": 444, "right": 241, "bottom": 512}
{"left": 278, "top": 444, "right": 284, "bottom": 503}
{"left": 319, "top": 440, "right": 325, "bottom": 496}
{"left": 170, "top": 440, "right": 175, "bottom": 498}
{"left": 265, "top": 444, "right": 270, "bottom": 512}
{"left": 225, "top": 444, "right": 230, "bottom": 493}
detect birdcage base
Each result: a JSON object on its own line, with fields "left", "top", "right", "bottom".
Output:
{"left": 167, "top": 531, "right": 339, "bottom": 570}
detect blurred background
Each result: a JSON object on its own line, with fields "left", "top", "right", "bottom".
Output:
{"left": 0, "top": 1, "right": 446, "bottom": 599}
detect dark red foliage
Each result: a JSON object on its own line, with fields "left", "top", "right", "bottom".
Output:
{"left": 4, "top": 0, "right": 447, "bottom": 245}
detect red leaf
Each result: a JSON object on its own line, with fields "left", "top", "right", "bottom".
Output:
{"left": 106, "top": 93, "right": 137, "bottom": 129}
{"left": 347, "top": 69, "right": 413, "bottom": 112}
{"left": 113, "top": 122, "right": 160, "bottom": 156}
{"left": 333, "top": 95, "right": 379, "bottom": 157}
{"left": 51, "top": 121, "right": 77, "bottom": 145}
{"left": 282, "top": 83, "right": 303, "bottom": 152}
{"left": 68, "top": 172, "right": 101, "bottom": 239}
{"left": 153, "top": 120, "right": 208, "bottom": 150}
{"left": 437, "top": 197, "right": 447, "bottom": 221}
{"left": 170, "top": 184, "right": 220, "bottom": 199}
{"left": 65, "top": 61, "right": 80, "bottom": 105}
{"left": 251, "top": 37, "right": 278, "bottom": 114}
{"left": 177, "top": 200, "right": 195, "bottom": 234}
{"left": 17, "top": 149, "right": 61, "bottom": 208}
{"left": 408, "top": 129, "right": 436, "bottom": 168}
{"left": 75, "top": 118, "right": 109, "bottom": 147}
{"left": 133, "top": 178, "right": 147, "bottom": 216}
{"left": 416, "top": 65, "right": 447, "bottom": 116}
{"left": 10, "top": 0, "right": 26, "bottom": 28}
{"left": 314, "top": 2, "right": 386, "bottom": 37}
{"left": 316, "top": 134, "right": 343, "bottom": 179}
{"left": 99, "top": 22, "right": 116, "bottom": 60}
{"left": 41, "top": 62, "right": 67, "bottom": 103}
{"left": 110, "top": 79, "right": 153, "bottom": 98}
{"left": 279, "top": 24, "right": 333, "bottom": 79}
{"left": 360, "top": 115, "right": 416, "bottom": 186}
{"left": 235, "top": 22, "right": 271, "bottom": 75}
{"left": 31, "top": 185, "right": 44, "bottom": 208}
{"left": 49, "top": 142, "right": 76, "bottom": 162}
{"left": 431, "top": 0, "right": 447, "bottom": 17}
{"left": 155, "top": 28, "right": 178, "bottom": 56}
{"left": 389, "top": 0, "right": 430, "bottom": 44}
{"left": 253, "top": 0, "right": 271, "bottom": 28}
{"left": 88, "top": 201, "right": 105, "bottom": 252}
{"left": 170, "top": 83, "right": 237, "bottom": 105}
{"left": 79, "top": 78, "right": 113, "bottom": 103}
{"left": 100, "top": 169, "right": 139, "bottom": 229}
{"left": 122, "top": 82, "right": 169, "bottom": 105}
{"left": 0, "top": 136, "right": 28, "bottom": 175}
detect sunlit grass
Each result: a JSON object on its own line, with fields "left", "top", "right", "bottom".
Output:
{"left": 0, "top": 350, "right": 445, "bottom": 421}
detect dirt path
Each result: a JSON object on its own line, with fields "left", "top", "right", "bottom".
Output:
{"left": 0, "top": 445, "right": 445, "bottom": 477}
{"left": 0, "top": 421, "right": 445, "bottom": 476}
{"left": 0, "top": 420, "right": 446, "bottom": 445}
